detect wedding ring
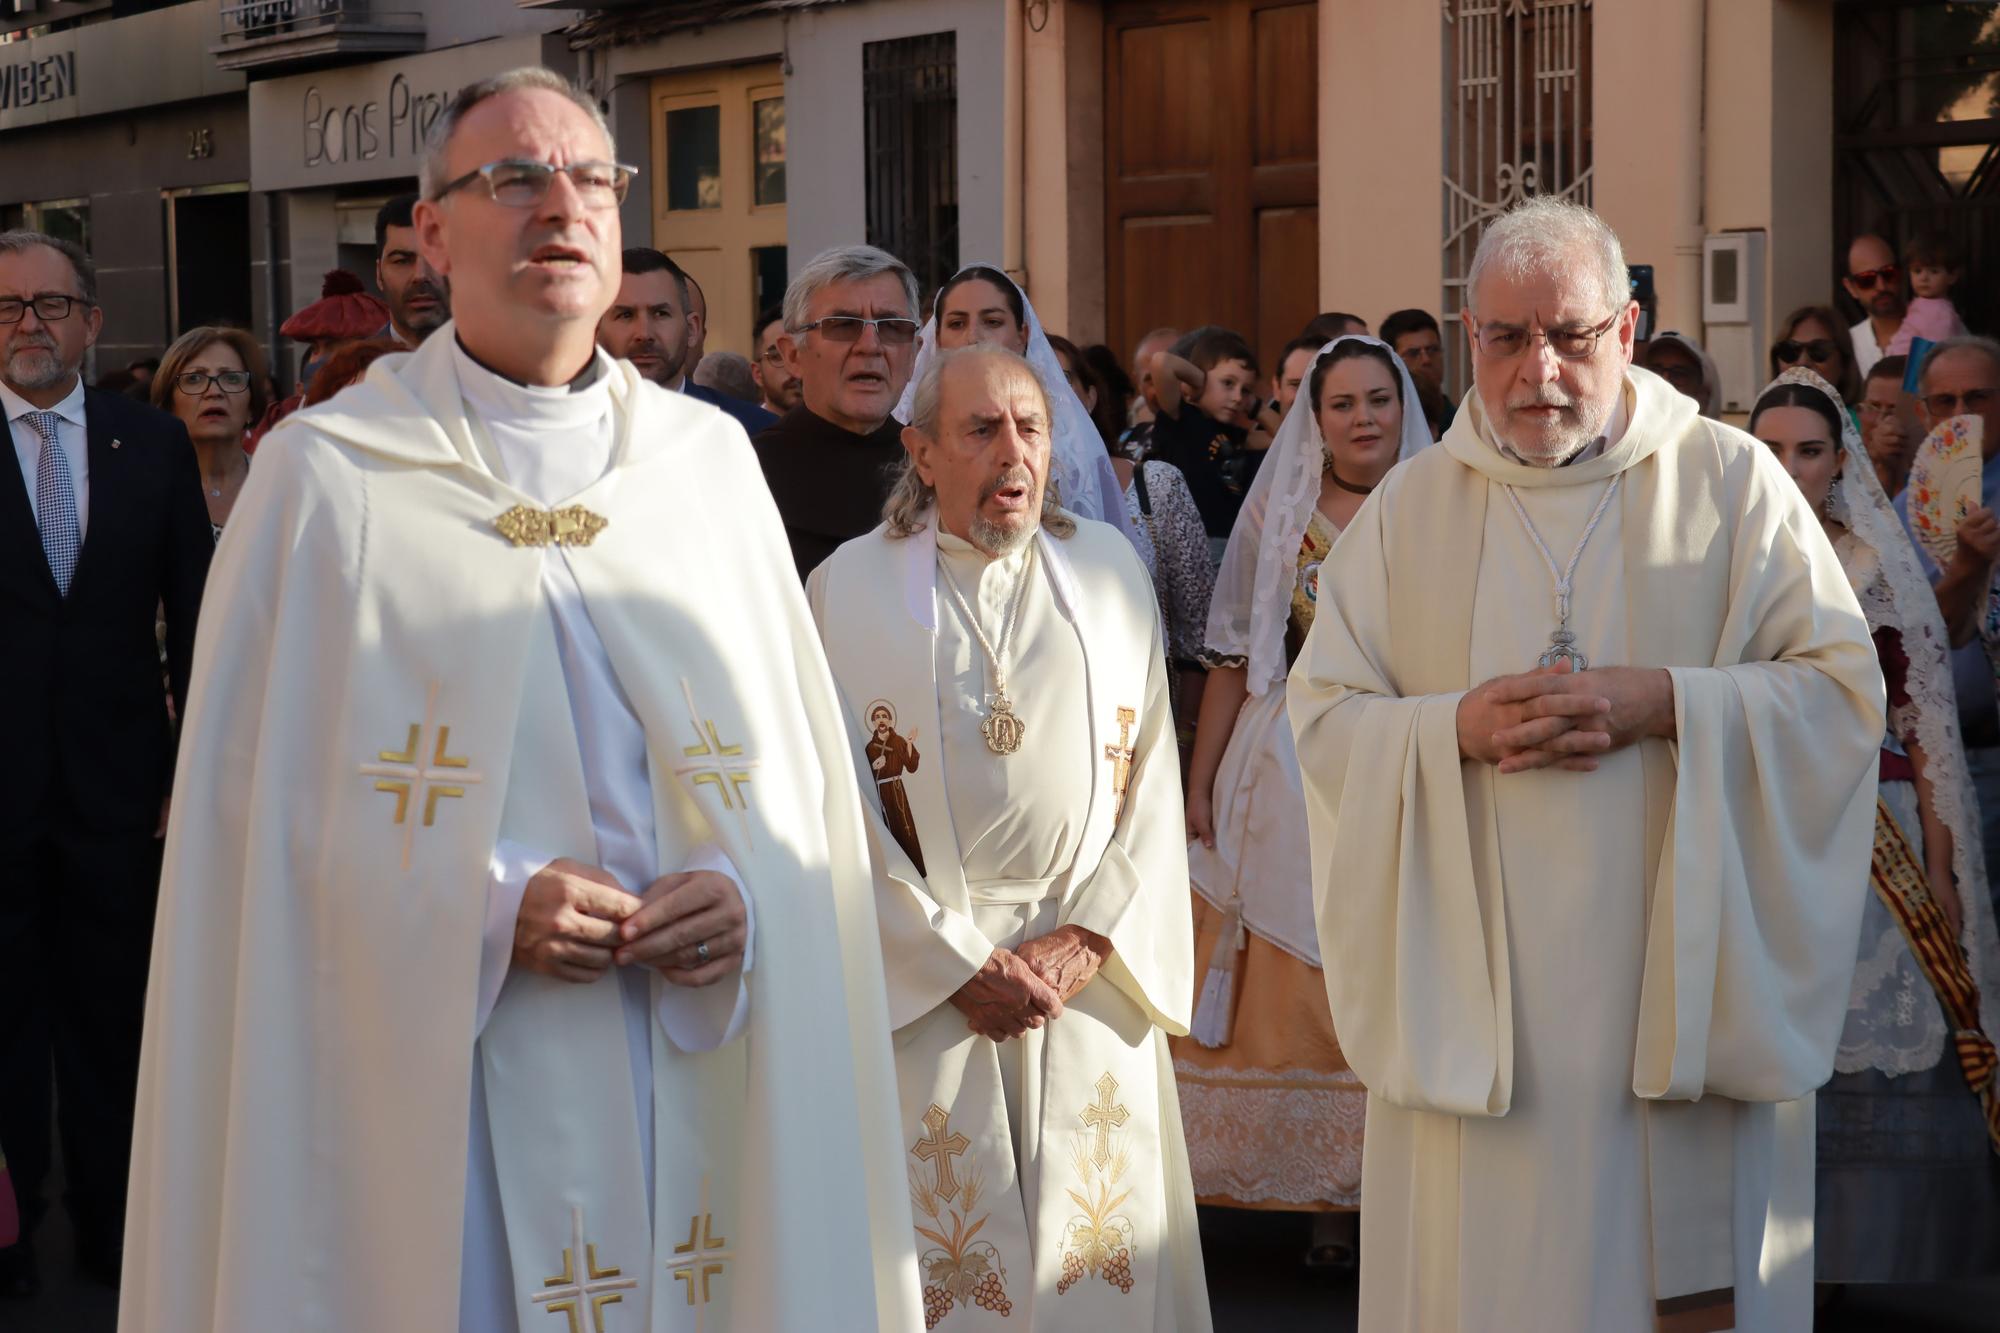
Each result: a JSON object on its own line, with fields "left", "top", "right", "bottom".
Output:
{"left": 696, "top": 939, "right": 711, "bottom": 964}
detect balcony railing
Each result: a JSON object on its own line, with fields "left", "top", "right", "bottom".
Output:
{"left": 213, "top": 0, "right": 425, "bottom": 73}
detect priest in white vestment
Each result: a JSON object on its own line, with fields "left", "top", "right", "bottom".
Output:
{"left": 1287, "top": 198, "right": 1885, "bottom": 1333}
{"left": 808, "top": 346, "right": 1210, "bottom": 1331}
{"left": 121, "top": 69, "right": 920, "bottom": 1333}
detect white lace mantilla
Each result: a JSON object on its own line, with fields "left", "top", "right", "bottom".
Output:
{"left": 1172, "top": 1061, "right": 1365, "bottom": 1207}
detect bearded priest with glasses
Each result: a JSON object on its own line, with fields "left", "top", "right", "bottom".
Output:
{"left": 1288, "top": 197, "right": 1885, "bottom": 1333}
{"left": 752, "top": 245, "right": 926, "bottom": 581}
{"left": 120, "top": 68, "right": 921, "bottom": 1333}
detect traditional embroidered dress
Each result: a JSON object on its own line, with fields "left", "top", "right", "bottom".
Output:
{"left": 1175, "top": 335, "right": 1432, "bottom": 1211}
{"left": 1760, "top": 369, "right": 2000, "bottom": 1283}
{"left": 121, "top": 326, "right": 920, "bottom": 1332}
{"left": 1288, "top": 365, "right": 1884, "bottom": 1332}
{"left": 810, "top": 513, "right": 1209, "bottom": 1331}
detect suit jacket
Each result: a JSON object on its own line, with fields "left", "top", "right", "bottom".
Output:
{"left": 0, "top": 387, "right": 212, "bottom": 836}
{"left": 684, "top": 379, "right": 779, "bottom": 436}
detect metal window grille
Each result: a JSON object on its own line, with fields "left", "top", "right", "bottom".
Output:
{"left": 864, "top": 32, "right": 959, "bottom": 300}
{"left": 1442, "top": 0, "right": 1596, "bottom": 390}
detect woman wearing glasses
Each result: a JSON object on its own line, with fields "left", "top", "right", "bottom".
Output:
{"left": 150, "top": 326, "right": 270, "bottom": 538}
{"left": 1770, "top": 304, "right": 1861, "bottom": 410}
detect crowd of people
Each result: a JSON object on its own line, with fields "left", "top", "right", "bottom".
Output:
{"left": 1, "top": 63, "right": 1997, "bottom": 1333}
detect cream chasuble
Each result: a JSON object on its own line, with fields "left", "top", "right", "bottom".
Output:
{"left": 1287, "top": 368, "right": 1884, "bottom": 1333}
{"left": 810, "top": 515, "right": 1210, "bottom": 1332}
{"left": 121, "top": 325, "right": 922, "bottom": 1333}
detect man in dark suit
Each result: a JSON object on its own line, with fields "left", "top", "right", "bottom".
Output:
{"left": 0, "top": 231, "right": 212, "bottom": 1297}
{"left": 597, "top": 247, "right": 778, "bottom": 435}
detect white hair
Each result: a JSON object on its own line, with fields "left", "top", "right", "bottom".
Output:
{"left": 781, "top": 245, "right": 919, "bottom": 335}
{"left": 1919, "top": 335, "right": 2000, "bottom": 385}
{"left": 419, "top": 67, "right": 616, "bottom": 201}
{"left": 885, "top": 345, "right": 1072, "bottom": 540}
{"left": 1466, "top": 196, "right": 1630, "bottom": 319}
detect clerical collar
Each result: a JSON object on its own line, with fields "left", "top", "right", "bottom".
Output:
{"left": 453, "top": 334, "right": 606, "bottom": 394}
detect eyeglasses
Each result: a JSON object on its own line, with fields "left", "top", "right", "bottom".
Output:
{"left": 1923, "top": 388, "right": 1996, "bottom": 419}
{"left": 430, "top": 159, "right": 637, "bottom": 208}
{"left": 1774, "top": 339, "right": 1840, "bottom": 364}
{"left": 0, "top": 294, "right": 89, "bottom": 324}
{"left": 1472, "top": 311, "right": 1619, "bottom": 361}
{"left": 758, "top": 345, "right": 786, "bottom": 365}
{"left": 1847, "top": 264, "right": 1900, "bottom": 291}
{"left": 794, "top": 316, "right": 921, "bottom": 346}
{"left": 1858, "top": 400, "right": 1897, "bottom": 420}
{"left": 175, "top": 370, "right": 251, "bottom": 395}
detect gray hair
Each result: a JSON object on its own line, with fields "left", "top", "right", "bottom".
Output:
{"left": 692, "top": 350, "right": 758, "bottom": 403}
{"left": 885, "top": 345, "right": 1075, "bottom": 540}
{"left": 0, "top": 230, "right": 97, "bottom": 306}
{"left": 419, "top": 67, "right": 616, "bottom": 201}
{"left": 1465, "top": 196, "right": 1629, "bottom": 319}
{"left": 782, "top": 245, "right": 919, "bottom": 335}
{"left": 1919, "top": 335, "right": 2000, "bottom": 386}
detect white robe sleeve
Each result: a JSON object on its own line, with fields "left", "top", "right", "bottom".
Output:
{"left": 1285, "top": 485, "right": 1513, "bottom": 1118}
{"left": 1636, "top": 449, "right": 1883, "bottom": 1104}
{"left": 1061, "top": 626, "right": 1194, "bottom": 1034}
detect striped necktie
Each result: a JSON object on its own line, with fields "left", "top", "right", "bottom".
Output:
{"left": 26, "top": 409, "right": 79, "bottom": 595}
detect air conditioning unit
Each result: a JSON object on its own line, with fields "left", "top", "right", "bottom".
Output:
{"left": 1702, "top": 231, "right": 1767, "bottom": 415}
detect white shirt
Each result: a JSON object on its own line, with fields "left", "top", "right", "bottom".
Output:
{"left": 1852, "top": 316, "right": 1888, "bottom": 380}
{"left": 4, "top": 373, "right": 88, "bottom": 540}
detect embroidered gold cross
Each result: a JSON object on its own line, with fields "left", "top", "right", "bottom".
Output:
{"left": 912, "top": 1103, "right": 971, "bottom": 1202}
{"left": 493, "top": 503, "right": 609, "bottom": 548}
{"left": 673, "top": 679, "right": 759, "bottom": 835}
{"left": 357, "top": 681, "right": 484, "bottom": 871}
{"left": 1080, "top": 1072, "right": 1131, "bottom": 1169}
{"left": 531, "top": 1205, "right": 637, "bottom": 1333}
{"left": 1103, "top": 707, "right": 1138, "bottom": 818}
{"left": 666, "top": 1175, "right": 735, "bottom": 1331}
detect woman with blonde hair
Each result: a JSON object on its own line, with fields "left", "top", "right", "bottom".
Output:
{"left": 151, "top": 326, "right": 269, "bottom": 538}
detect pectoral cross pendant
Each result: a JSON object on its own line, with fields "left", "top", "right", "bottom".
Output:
{"left": 1538, "top": 588, "right": 1588, "bottom": 672}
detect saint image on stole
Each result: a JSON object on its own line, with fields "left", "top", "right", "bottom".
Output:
{"left": 867, "top": 700, "right": 927, "bottom": 875}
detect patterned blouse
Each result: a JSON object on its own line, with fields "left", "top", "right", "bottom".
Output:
{"left": 1123, "top": 460, "right": 1217, "bottom": 664}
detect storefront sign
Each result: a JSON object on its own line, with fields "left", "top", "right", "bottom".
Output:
{"left": 251, "top": 35, "right": 569, "bottom": 192}
{"left": 0, "top": 4, "right": 242, "bottom": 133}
{"left": 0, "top": 54, "right": 76, "bottom": 111}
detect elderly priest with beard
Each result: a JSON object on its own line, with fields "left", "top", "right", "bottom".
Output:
{"left": 120, "top": 68, "right": 919, "bottom": 1333}
{"left": 809, "top": 345, "right": 1209, "bottom": 1331}
{"left": 1288, "top": 197, "right": 1883, "bottom": 1333}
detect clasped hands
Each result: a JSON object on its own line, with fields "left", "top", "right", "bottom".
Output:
{"left": 948, "top": 925, "right": 1112, "bottom": 1042}
{"left": 1456, "top": 661, "right": 1675, "bottom": 774}
{"left": 512, "top": 858, "right": 746, "bottom": 988}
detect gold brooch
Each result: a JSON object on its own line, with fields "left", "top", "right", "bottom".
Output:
{"left": 492, "top": 504, "right": 609, "bottom": 548}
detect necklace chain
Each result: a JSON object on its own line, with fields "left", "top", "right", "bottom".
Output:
{"left": 938, "top": 542, "right": 1036, "bottom": 702}
{"left": 1500, "top": 477, "right": 1620, "bottom": 666}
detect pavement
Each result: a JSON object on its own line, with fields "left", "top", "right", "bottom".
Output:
{"left": 4, "top": 1194, "right": 1993, "bottom": 1332}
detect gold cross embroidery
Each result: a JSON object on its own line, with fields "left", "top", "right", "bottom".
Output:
{"left": 665, "top": 1175, "right": 735, "bottom": 1331}
{"left": 1103, "top": 707, "right": 1138, "bottom": 818}
{"left": 673, "top": 679, "right": 759, "bottom": 837}
{"left": 1080, "top": 1072, "right": 1131, "bottom": 1169}
{"left": 493, "top": 503, "right": 610, "bottom": 548}
{"left": 911, "top": 1103, "right": 971, "bottom": 1202}
{"left": 531, "top": 1205, "right": 637, "bottom": 1333}
{"left": 357, "top": 681, "right": 484, "bottom": 871}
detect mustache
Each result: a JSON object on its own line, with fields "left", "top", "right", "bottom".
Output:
{"left": 404, "top": 281, "right": 443, "bottom": 300}
{"left": 7, "top": 335, "right": 55, "bottom": 353}
{"left": 980, "top": 465, "right": 1034, "bottom": 503}
{"left": 1508, "top": 386, "right": 1575, "bottom": 412}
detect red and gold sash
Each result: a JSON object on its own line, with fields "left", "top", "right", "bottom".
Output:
{"left": 1870, "top": 797, "right": 2000, "bottom": 1152}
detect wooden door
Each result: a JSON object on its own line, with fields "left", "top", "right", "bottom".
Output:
{"left": 649, "top": 63, "right": 789, "bottom": 357}
{"left": 1104, "top": 0, "right": 1318, "bottom": 370}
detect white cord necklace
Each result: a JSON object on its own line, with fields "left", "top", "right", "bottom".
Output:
{"left": 938, "top": 542, "right": 1036, "bottom": 755}
{"left": 1500, "top": 477, "right": 1620, "bottom": 671}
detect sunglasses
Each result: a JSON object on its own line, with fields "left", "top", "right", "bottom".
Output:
{"left": 794, "top": 316, "right": 920, "bottom": 346}
{"left": 1775, "top": 339, "right": 1839, "bottom": 364}
{"left": 1846, "top": 265, "right": 1900, "bottom": 291}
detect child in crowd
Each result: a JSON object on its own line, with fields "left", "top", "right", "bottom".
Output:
{"left": 1148, "top": 326, "right": 1270, "bottom": 559}
{"left": 1887, "top": 231, "right": 1969, "bottom": 355}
